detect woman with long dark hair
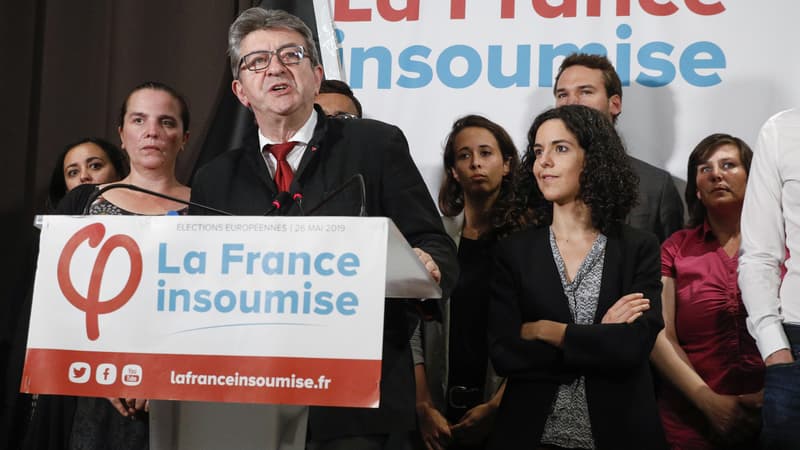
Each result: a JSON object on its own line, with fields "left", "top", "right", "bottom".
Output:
{"left": 415, "top": 115, "right": 530, "bottom": 450}
{"left": 46, "top": 137, "right": 129, "bottom": 210}
{"left": 487, "top": 105, "right": 667, "bottom": 449}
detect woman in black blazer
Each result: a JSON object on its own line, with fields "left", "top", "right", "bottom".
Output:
{"left": 488, "top": 105, "right": 667, "bottom": 449}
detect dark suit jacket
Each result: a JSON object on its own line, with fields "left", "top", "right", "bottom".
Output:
{"left": 488, "top": 225, "right": 667, "bottom": 450}
{"left": 190, "top": 107, "right": 458, "bottom": 440}
{"left": 627, "top": 156, "right": 684, "bottom": 243}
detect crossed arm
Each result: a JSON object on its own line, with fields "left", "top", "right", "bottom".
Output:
{"left": 490, "top": 235, "right": 664, "bottom": 378}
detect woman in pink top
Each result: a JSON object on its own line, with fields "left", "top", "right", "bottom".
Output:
{"left": 651, "top": 134, "right": 764, "bottom": 449}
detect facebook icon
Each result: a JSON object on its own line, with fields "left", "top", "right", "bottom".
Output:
{"left": 96, "top": 363, "right": 117, "bottom": 385}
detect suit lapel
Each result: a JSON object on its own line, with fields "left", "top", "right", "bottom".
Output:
{"left": 294, "top": 108, "right": 328, "bottom": 187}
{"left": 242, "top": 132, "right": 279, "bottom": 197}
{"left": 532, "top": 227, "right": 574, "bottom": 322}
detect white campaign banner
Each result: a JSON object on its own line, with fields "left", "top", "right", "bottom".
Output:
{"left": 22, "top": 215, "right": 389, "bottom": 407}
{"left": 326, "top": 1, "right": 800, "bottom": 195}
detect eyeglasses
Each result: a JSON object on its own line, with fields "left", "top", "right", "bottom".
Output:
{"left": 328, "top": 112, "right": 359, "bottom": 120}
{"left": 238, "top": 45, "right": 307, "bottom": 77}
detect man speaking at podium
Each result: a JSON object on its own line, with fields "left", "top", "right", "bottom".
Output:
{"left": 189, "top": 7, "right": 458, "bottom": 450}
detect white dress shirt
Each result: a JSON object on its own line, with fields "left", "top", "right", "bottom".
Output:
{"left": 739, "top": 108, "right": 800, "bottom": 360}
{"left": 258, "top": 111, "right": 318, "bottom": 177}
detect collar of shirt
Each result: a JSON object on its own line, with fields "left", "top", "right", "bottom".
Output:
{"left": 258, "top": 110, "right": 318, "bottom": 177}
{"left": 700, "top": 218, "right": 716, "bottom": 241}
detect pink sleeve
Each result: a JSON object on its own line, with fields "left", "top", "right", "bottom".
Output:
{"left": 661, "top": 231, "right": 682, "bottom": 278}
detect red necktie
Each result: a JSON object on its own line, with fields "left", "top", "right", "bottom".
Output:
{"left": 267, "top": 141, "right": 297, "bottom": 192}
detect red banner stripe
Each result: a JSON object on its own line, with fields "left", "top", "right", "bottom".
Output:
{"left": 21, "top": 348, "right": 381, "bottom": 408}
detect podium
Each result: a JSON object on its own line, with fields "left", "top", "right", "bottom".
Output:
{"left": 23, "top": 215, "right": 441, "bottom": 449}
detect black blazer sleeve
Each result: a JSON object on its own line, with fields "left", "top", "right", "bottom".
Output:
{"left": 374, "top": 125, "right": 458, "bottom": 299}
{"left": 562, "top": 230, "right": 664, "bottom": 371}
{"left": 488, "top": 229, "right": 567, "bottom": 381}
{"left": 488, "top": 227, "right": 663, "bottom": 378}
{"left": 54, "top": 183, "right": 98, "bottom": 215}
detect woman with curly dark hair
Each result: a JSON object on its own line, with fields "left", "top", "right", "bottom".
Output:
{"left": 487, "top": 105, "right": 667, "bottom": 449}
{"left": 414, "top": 115, "right": 530, "bottom": 450}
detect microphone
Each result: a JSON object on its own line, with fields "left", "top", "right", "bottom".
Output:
{"left": 283, "top": 179, "right": 306, "bottom": 216}
{"left": 291, "top": 192, "right": 305, "bottom": 216}
{"left": 305, "top": 174, "right": 367, "bottom": 217}
{"left": 263, "top": 191, "right": 293, "bottom": 215}
{"left": 81, "top": 183, "right": 233, "bottom": 215}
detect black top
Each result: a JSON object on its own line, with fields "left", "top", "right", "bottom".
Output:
{"left": 446, "top": 237, "right": 493, "bottom": 421}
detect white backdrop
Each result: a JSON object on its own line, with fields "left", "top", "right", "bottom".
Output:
{"left": 323, "top": 1, "right": 800, "bottom": 199}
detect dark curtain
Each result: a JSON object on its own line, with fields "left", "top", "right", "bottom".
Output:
{"left": 0, "top": 0, "right": 284, "bottom": 447}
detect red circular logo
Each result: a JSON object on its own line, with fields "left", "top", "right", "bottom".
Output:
{"left": 57, "top": 223, "right": 143, "bottom": 341}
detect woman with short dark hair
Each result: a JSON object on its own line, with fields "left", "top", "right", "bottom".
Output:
{"left": 651, "top": 133, "right": 763, "bottom": 449}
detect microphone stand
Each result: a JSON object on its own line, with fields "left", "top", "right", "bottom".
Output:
{"left": 304, "top": 174, "right": 367, "bottom": 217}
{"left": 81, "top": 183, "right": 233, "bottom": 216}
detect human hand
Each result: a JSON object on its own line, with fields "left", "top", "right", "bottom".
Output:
{"left": 520, "top": 321, "right": 539, "bottom": 340}
{"left": 414, "top": 248, "right": 441, "bottom": 284}
{"left": 417, "top": 402, "right": 451, "bottom": 450}
{"left": 737, "top": 390, "right": 763, "bottom": 410}
{"left": 108, "top": 397, "right": 149, "bottom": 418}
{"left": 733, "top": 389, "right": 764, "bottom": 437}
{"left": 765, "top": 348, "right": 794, "bottom": 366}
{"left": 601, "top": 293, "right": 649, "bottom": 324}
{"left": 520, "top": 320, "right": 566, "bottom": 347}
{"left": 700, "top": 392, "right": 740, "bottom": 435}
{"left": 697, "top": 389, "right": 759, "bottom": 444}
{"left": 451, "top": 402, "right": 496, "bottom": 445}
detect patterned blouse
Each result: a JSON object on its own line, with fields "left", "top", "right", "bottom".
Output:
{"left": 540, "top": 228, "right": 607, "bottom": 450}
{"left": 88, "top": 195, "right": 188, "bottom": 215}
